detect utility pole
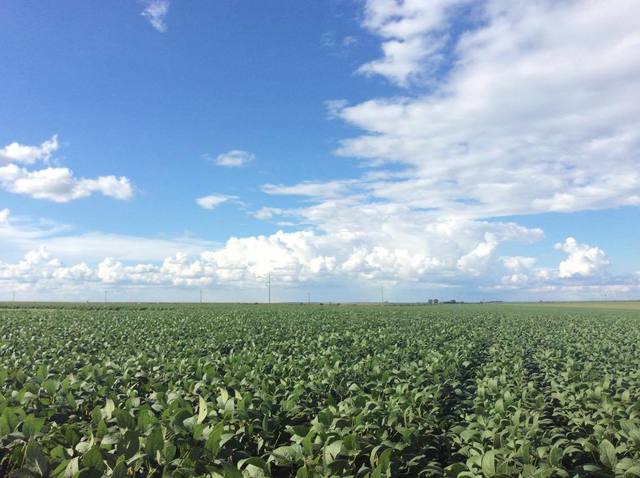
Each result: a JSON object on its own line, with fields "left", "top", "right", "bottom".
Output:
{"left": 307, "top": 291, "right": 310, "bottom": 305}
{"left": 104, "top": 290, "right": 108, "bottom": 303}
{"left": 268, "top": 272, "right": 271, "bottom": 304}
{"left": 381, "top": 286, "right": 384, "bottom": 304}
{"left": 200, "top": 289, "right": 203, "bottom": 304}
{"left": 12, "top": 291, "right": 15, "bottom": 302}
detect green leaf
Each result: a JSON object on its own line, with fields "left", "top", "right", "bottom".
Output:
{"left": 197, "top": 395, "right": 208, "bottom": 424}
{"left": 111, "top": 459, "right": 128, "bottom": 478}
{"left": 323, "top": 439, "right": 343, "bottom": 465}
{"left": 162, "top": 442, "right": 177, "bottom": 463}
{"left": 239, "top": 458, "right": 270, "bottom": 478}
{"left": 145, "top": 427, "right": 164, "bottom": 460}
{"left": 64, "top": 457, "right": 79, "bottom": 478}
{"left": 378, "top": 448, "right": 392, "bottom": 472}
{"left": 115, "top": 409, "right": 136, "bottom": 430}
{"left": 96, "top": 419, "right": 108, "bottom": 437}
{"left": 118, "top": 429, "right": 139, "bottom": 459}
{"left": 222, "top": 463, "right": 243, "bottom": 478}
{"left": 548, "top": 445, "right": 562, "bottom": 467}
{"left": 81, "top": 446, "right": 104, "bottom": 471}
{"left": 599, "top": 439, "right": 618, "bottom": 470}
{"left": 622, "top": 465, "right": 640, "bottom": 477}
{"left": 481, "top": 450, "right": 496, "bottom": 477}
{"left": 103, "top": 399, "right": 115, "bottom": 419}
{"left": 271, "top": 444, "right": 304, "bottom": 465}
{"left": 170, "top": 408, "right": 191, "bottom": 432}
{"left": 22, "top": 415, "right": 45, "bottom": 439}
{"left": 206, "top": 422, "right": 225, "bottom": 457}
{"left": 24, "top": 442, "right": 49, "bottom": 477}
{"left": 136, "top": 408, "right": 155, "bottom": 431}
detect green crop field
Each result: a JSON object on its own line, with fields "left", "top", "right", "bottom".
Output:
{"left": 1, "top": 303, "right": 639, "bottom": 478}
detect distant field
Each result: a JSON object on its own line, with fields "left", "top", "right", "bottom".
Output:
{"left": 0, "top": 303, "right": 639, "bottom": 477}
{"left": 508, "top": 300, "right": 640, "bottom": 311}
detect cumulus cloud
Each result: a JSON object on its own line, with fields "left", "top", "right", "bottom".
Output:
{"left": 196, "top": 194, "right": 235, "bottom": 210}
{"left": 0, "top": 247, "right": 94, "bottom": 287}
{"left": 556, "top": 237, "right": 609, "bottom": 278}
{"left": 0, "top": 164, "right": 133, "bottom": 202}
{"left": 456, "top": 233, "right": 499, "bottom": 275}
{"left": 0, "top": 220, "right": 541, "bottom": 291}
{"left": 0, "top": 230, "right": 635, "bottom": 301}
{"left": 141, "top": 0, "right": 169, "bottom": 32}
{"left": 0, "top": 135, "right": 58, "bottom": 164}
{"left": 212, "top": 150, "right": 255, "bottom": 168}
{"left": 0, "top": 135, "right": 135, "bottom": 202}
{"left": 97, "top": 258, "right": 161, "bottom": 284}
{"left": 493, "top": 238, "right": 612, "bottom": 293}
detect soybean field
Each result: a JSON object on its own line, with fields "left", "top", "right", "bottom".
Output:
{"left": 1, "top": 303, "right": 639, "bottom": 477}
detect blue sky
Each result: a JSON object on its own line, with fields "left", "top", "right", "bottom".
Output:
{"left": 1, "top": 0, "right": 639, "bottom": 302}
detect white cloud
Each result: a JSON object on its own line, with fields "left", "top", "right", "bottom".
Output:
{"left": 238, "top": 0, "right": 639, "bottom": 297}
{"left": 0, "top": 228, "right": 635, "bottom": 301}
{"left": 358, "top": 0, "right": 468, "bottom": 86}
{"left": 254, "top": 207, "right": 284, "bottom": 220}
{"left": 556, "top": 237, "right": 609, "bottom": 278}
{"left": 0, "top": 247, "right": 95, "bottom": 287}
{"left": 0, "top": 164, "right": 133, "bottom": 202}
{"left": 160, "top": 220, "right": 537, "bottom": 284}
{"left": 213, "top": 150, "right": 255, "bottom": 168}
{"left": 493, "top": 238, "right": 612, "bottom": 292}
{"left": 0, "top": 135, "right": 59, "bottom": 164}
{"left": 141, "top": 0, "right": 169, "bottom": 32}
{"left": 0, "top": 219, "right": 541, "bottom": 292}
{"left": 97, "top": 258, "right": 161, "bottom": 284}
{"left": 0, "top": 208, "right": 9, "bottom": 227}
{"left": 456, "top": 233, "right": 499, "bottom": 275}
{"left": 196, "top": 194, "right": 235, "bottom": 210}
{"left": 262, "top": 180, "right": 357, "bottom": 199}
{"left": 500, "top": 273, "right": 530, "bottom": 287}
{"left": 501, "top": 256, "right": 537, "bottom": 271}
{"left": 0, "top": 135, "right": 135, "bottom": 203}
{"left": 325, "top": 99, "right": 349, "bottom": 119}
{"left": 328, "top": 0, "right": 640, "bottom": 220}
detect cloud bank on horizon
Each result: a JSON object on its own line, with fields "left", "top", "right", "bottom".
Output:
{"left": 1, "top": 0, "right": 639, "bottom": 301}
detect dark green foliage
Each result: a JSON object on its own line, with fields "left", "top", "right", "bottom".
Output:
{"left": 0, "top": 304, "right": 639, "bottom": 477}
